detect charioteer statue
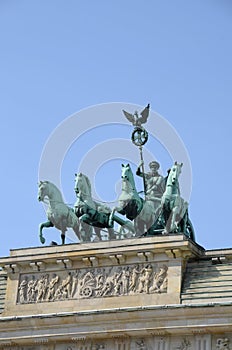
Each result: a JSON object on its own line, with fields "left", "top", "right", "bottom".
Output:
{"left": 136, "top": 160, "right": 165, "bottom": 213}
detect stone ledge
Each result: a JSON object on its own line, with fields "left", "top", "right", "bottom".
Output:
{"left": 0, "top": 303, "right": 232, "bottom": 345}
{"left": 0, "top": 235, "right": 204, "bottom": 268}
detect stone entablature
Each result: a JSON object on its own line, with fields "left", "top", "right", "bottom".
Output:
{"left": 1, "top": 235, "right": 232, "bottom": 349}
{"left": 0, "top": 235, "right": 202, "bottom": 317}
{"left": 0, "top": 304, "right": 231, "bottom": 348}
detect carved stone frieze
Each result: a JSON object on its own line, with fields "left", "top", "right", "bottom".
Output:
{"left": 0, "top": 335, "right": 231, "bottom": 350}
{"left": 0, "top": 347, "right": 52, "bottom": 350}
{"left": 17, "top": 263, "right": 168, "bottom": 304}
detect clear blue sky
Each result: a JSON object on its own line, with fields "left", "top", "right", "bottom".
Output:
{"left": 0, "top": 0, "right": 231, "bottom": 257}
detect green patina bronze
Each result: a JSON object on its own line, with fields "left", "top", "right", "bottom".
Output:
{"left": 37, "top": 181, "right": 80, "bottom": 245}
{"left": 74, "top": 172, "right": 134, "bottom": 241}
{"left": 146, "top": 162, "right": 195, "bottom": 240}
{"left": 38, "top": 104, "right": 195, "bottom": 245}
{"left": 109, "top": 163, "right": 156, "bottom": 237}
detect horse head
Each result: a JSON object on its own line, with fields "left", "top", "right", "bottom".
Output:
{"left": 121, "top": 163, "right": 136, "bottom": 193}
{"left": 121, "top": 163, "right": 132, "bottom": 180}
{"left": 74, "top": 173, "right": 92, "bottom": 197}
{"left": 38, "top": 181, "right": 49, "bottom": 202}
{"left": 169, "top": 162, "right": 183, "bottom": 185}
{"left": 38, "top": 180, "right": 63, "bottom": 204}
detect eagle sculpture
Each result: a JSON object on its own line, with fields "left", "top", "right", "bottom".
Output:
{"left": 123, "top": 103, "right": 150, "bottom": 127}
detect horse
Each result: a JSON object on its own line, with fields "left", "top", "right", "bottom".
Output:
{"left": 38, "top": 180, "right": 80, "bottom": 244}
{"left": 109, "top": 164, "right": 155, "bottom": 236}
{"left": 74, "top": 173, "right": 135, "bottom": 240}
{"left": 159, "top": 162, "right": 194, "bottom": 238}
{"left": 74, "top": 173, "right": 115, "bottom": 241}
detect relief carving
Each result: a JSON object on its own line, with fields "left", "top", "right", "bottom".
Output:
{"left": 0, "top": 347, "right": 51, "bottom": 350}
{"left": 135, "top": 339, "right": 148, "bottom": 349}
{"left": 17, "top": 263, "right": 168, "bottom": 304}
{"left": 175, "top": 338, "right": 191, "bottom": 350}
{"left": 216, "top": 338, "right": 230, "bottom": 350}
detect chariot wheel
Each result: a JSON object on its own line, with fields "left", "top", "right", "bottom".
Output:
{"left": 81, "top": 286, "right": 93, "bottom": 298}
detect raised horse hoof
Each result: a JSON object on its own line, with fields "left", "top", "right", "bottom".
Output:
{"left": 50, "top": 241, "right": 58, "bottom": 246}
{"left": 40, "top": 236, "right": 45, "bottom": 244}
{"left": 162, "top": 230, "right": 169, "bottom": 235}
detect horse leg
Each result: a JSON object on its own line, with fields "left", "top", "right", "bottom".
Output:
{"left": 94, "top": 227, "right": 102, "bottom": 241}
{"left": 134, "top": 218, "right": 145, "bottom": 237}
{"left": 109, "top": 207, "right": 116, "bottom": 227}
{"left": 79, "top": 220, "right": 92, "bottom": 242}
{"left": 108, "top": 227, "right": 115, "bottom": 240}
{"left": 179, "top": 210, "right": 187, "bottom": 234}
{"left": 109, "top": 204, "right": 125, "bottom": 227}
{"left": 73, "top": 223, "right": 81, "bottom": 241}
{"left": 163, "top": 210, "right": 172, "bottom": 234}
{"left": 186, "top": 217, "right": 195, "bottom": 241}
{"left": 180, "top": 203, "right": 188, "bottom": 234}
{"left": 172, "top": 201, "right": 187, "bottom": 233}
{"left": 39, "top": 221, "right": 54, "bottom": 244}
{"left": 169, "top": 206, "right": 180, "bottom": 232}
{"left": 61, "top": 231, "right": 66, "bottom": 245}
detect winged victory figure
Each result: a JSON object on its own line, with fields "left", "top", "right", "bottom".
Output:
{"left": 123, "top": 103, "right": 150, "bottom": 127}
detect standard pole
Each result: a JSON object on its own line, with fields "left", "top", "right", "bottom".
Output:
{"left": 139, "top": 145, "right": 147, "bottom": 199}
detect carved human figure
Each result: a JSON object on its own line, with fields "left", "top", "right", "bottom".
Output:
{"left": 121, "top": 267, "right": 130, "bottom": 294}
{"left": 95, "top": 269, "right": 105, "bottom": 297}
{"left": 27, "top": 275, "right": 37, "bottom": 302}
{"left": 54, "top": 284, "right": 63, "bottom": 300}
{"left": 149, "top": 265, "right": 168, "bottom": 293}
{"left": 18, "top": 276, "right": 28, "bottom": 303}
{"left": 60, "top": 272, "right": 72, "bottom": 298}
{"left": 36, "top": 274, "right": 49, "bottom": 302}
{"left": 46, "top": 273, "right": 59, "bottom": 301}
{"left": 159, "top": 276, "right": 168, "bottom": 292}
{"left": 113, "top": 267, "right": 123, "bottom": 295}
{"left": 137, "top": 264, "right": 153, "bottom": 293}
{"left": 100, "top": 271, "right": 115, "bottom": 296}
{"left": 71, "top": 271, "right": 79, "bottom": 298}
{"left": 129, "top": 264, "right": 140, "bottom": 293}
{"left": 136, "top": 160, "right": 165, "bottom": 214}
